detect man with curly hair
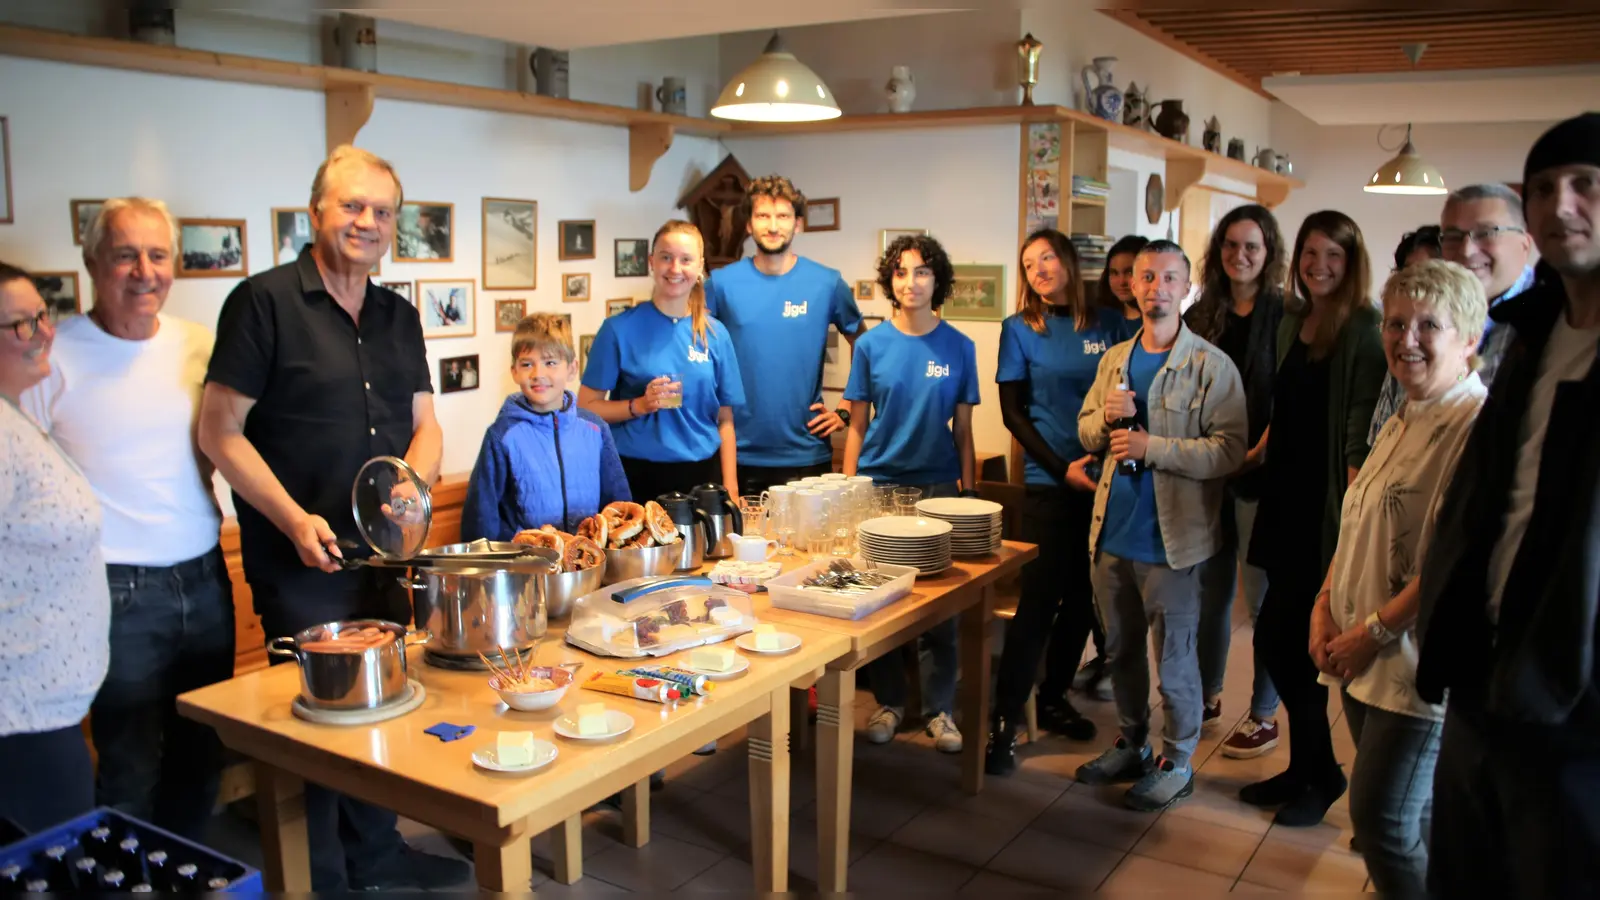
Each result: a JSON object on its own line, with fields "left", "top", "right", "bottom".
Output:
{"left": 706, "top": 174, "right": 863, "bottom": 495}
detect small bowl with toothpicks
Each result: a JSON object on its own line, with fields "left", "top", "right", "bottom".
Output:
{"left": 481, "top": 647, "right": 573, "bottom": 711}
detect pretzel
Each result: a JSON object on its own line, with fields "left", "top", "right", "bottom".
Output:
{"left": 575, "top": 514, "right": 608, "bottom": 548}
{"left": 644, "top": 500, "right": 682, "bottom": 545}
{"left": 602, "top": 501, "right": 646, "bottom": 542}
{"left": 563, "top": 535, "right": 605, "bottom": 572}
{"left": 512, "top": 528, "right": 564, "bottom": 558}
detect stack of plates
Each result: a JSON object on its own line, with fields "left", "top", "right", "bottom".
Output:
{"left": 857, "top": 516, "right": 953, "bottom": 575}
{"left": 915, "top": 497, "right": 1003, "bottom": 556}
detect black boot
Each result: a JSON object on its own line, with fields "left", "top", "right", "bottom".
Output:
{"left": 1274, "top": 768, "right": 1348, "bottom": 827}
{"left": 985, "top": 717, "right": 1018, "bottom": 776}
{"left": 1038, "top": 694, "right": 1098, "bottom": 742}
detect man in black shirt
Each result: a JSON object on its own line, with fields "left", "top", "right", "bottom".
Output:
{"left": 198, "top": 146, "right": 462, "bottom": 891}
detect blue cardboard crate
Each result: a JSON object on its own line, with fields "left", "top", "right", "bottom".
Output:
{"left": 0, "top": 807, "right": 261, "bottom": 891}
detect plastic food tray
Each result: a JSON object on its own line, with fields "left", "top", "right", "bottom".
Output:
{"left": 564, "top": 575, "right": 755, "bottom": 658}
{"left": 763, "top": 556, "right": 917, "bottom": 620}
{"left": 0, "top": 806, "right": 262, "bottom": 891}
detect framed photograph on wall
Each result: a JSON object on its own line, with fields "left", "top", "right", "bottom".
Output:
{"left": 614, "top": 238, "right": 648, "bottom": 277}
{"left": 945, "top": 264, "right": 1006, "bottom": 322}
{"left": 562, "top": 272, "right": 591, "bottom": 303}
{"left": 822, "top": 315, "right": 883, "bottom": 391}
{"left": 439, "top": 354, "right": 480, "bottom": 394}
{"left": 482, "top": 197, "right": 537, "bottom": 290}
{"left": 578, "top": 333, "right": 596, "bottom": 374}
{"left": 0, "top": 117, "right": 11, "bottom": 225}
{"left": 71, "top": 199, "right": 106, "bottom": 246}
{"left": 381, "top": 281, "right": 414, "bottom": 304}
{"left": 854, "top": 279, "right": 875, "bottom": 301}
{"left": 396, "top": 201, "right": 454, "bottom": 262}
{"left": 495, "top": 298, "right": 527, "bottom": 333}
{"left": 32, "top": 272, "right": 80, "bottom": 323}
{"left": 178, "top": 218, "right": 248, "bottom": 278}
{"left": 806, "top": 197, "right": 840, "bottom": 232}
{"left": 559, "top": 220, "right": 596, "bottom": 260}
{"left": 879, "top": 227, "right": 929, "bottom": 255}
{"left": 272, "top": 207, "right": 314, "bottom": 265}
{"left": 605, "top": 298, "right": 632, "bottom": 317}
{"left": 416, "top": 279, "right": 476, "bottom": 339}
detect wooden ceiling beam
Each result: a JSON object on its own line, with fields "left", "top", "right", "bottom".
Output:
{"left": 1143, "top": 10, "right": 1555, "bottom": 29}
{"left": 1210, "top": 37, "right": 1600, "bottom": 59}
{"left": 1099, "top": 10, "right": 1271, "bottom": 96}
{"left": 1158, "top": 17, "right": 1594, "bottom": 41}
{"left": 1207, "top": 28, "right": 1600, "bottom": 49}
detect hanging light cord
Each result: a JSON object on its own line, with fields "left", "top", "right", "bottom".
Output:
{"left": 1377, "top": 123, "right": 1412, "bottom": 153}
{"left": 1375, "top": 44, "right": 1427, "bottom": 154}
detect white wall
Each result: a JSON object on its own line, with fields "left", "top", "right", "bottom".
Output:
{"left": 0, "top": 56, "right": 723, "bottom": 511}
{"left": 1270, "top": 103, "right": 1553, "bottom": 296}
{"left": 722, "top": 126, "right": 1021, "bottom": 458}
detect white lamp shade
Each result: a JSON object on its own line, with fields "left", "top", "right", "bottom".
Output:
{"left": 711, "top": 34, "right": 841, "bottom": 123}
{"left": 1364, "top": 138, "right": 1447, "bottom": 196}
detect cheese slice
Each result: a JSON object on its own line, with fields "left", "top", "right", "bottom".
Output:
{"left": 577, "top": 702, "right": 610, "bottom": 736}
{"left": 709, "top": 606, "right": 744, "bottom": 626}
{"left": 497, "top": 731, "right": 535, "bottom": 767}
{"left": 755, "top": 631, "right": 783, "bottom": 651}
{"left": 752, "top": 623, "right": 776, "bottom": 635}
{"left": 689, "top": 646, "right": 738, "bottom": 672}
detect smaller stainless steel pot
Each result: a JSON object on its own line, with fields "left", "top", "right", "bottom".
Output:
{"left": 543, "top": 563, "right": 605, "bottom": 621}
{"left": 268, "top": 619, "right": 429, "bottom": 711}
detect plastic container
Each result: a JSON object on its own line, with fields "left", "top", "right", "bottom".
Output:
{"left": 763, "top": 556, "right": 917, "bottom": 620}
{"left": 0, "top": 807, "right": 261, "bottom": 891}
{"left": 563, "top": 575, "right": 756, "bottom": 658}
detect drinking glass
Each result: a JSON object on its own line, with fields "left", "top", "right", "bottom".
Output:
{"left": 806, "top": 510, "right": 833, "bottom": 557}
{"left": 656, "top": 372, "right": 683, "bottom": 409}
{"left": 774, "top": 509, "right": 799, "bottom": 558}
{"left": 738, "top": 495, "right": 765, "bottom": 534}
{"left": 893, "top": 486, "right": 922, "bottom": 516}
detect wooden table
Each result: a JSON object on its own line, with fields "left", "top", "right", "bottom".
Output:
{"left": 177, "top": 620, "right": 850, "bottom": 892}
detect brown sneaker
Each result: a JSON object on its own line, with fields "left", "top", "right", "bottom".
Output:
{"left": 1221, "top": 716, "right": 1280, "bottom": 759}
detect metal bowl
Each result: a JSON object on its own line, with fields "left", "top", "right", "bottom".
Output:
{"left": 603, "top": 544, "right": 679, "bottom": 584}
{"left": 542, "top": 562, "right": 606, "bottom": 620}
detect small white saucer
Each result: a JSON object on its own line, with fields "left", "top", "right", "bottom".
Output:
{"left": 681, "top": 655, "right": 751, "bottom": 680}
{"left": 472, "top": 738, "right": 558, "bottom": 774}
{"left": 553, "top": 709, "right": 636, "bottom": 741}
{"left": 735, "top": 632, "right": 802, "bottom": 655}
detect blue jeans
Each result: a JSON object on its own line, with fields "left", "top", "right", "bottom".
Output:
{"left": 1093, "top": 551, "right": 1203, "bottom": 768}
{"left": 0, "top": 726, "right": 95, "bottom": 833}
{"left": 1197, "top": 493, "right": 1277, "bottom": 719}
{"left": 1343, "top": 692, "right": 1440, "bottom": 896}
{"left": 91, "top": 546, "right": 235, "bottom": 841}
{"left": 865, "top": 480, "right": 960, "bottom": 717}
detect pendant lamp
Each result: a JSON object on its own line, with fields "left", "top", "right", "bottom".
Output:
{"left": 711, "top": 32, "right": 841, "bottom": 123}
{"left": 1363, "top": 44, "right": 1447, "bottom": 196}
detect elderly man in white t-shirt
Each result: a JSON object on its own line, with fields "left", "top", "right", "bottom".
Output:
{"left": 22, "top": 197, "right": 233, "bottom": 841}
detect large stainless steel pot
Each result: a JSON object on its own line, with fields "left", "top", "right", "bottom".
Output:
{"left": 404, "top": 554, "right": 557, "bottom": 658}
{"left": 267, "top": 619, "right": 429, "bottom": 711}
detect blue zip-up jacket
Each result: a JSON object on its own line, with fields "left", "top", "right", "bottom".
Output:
{"left": 462, "top": 391, "right": 631, "bottom": 540}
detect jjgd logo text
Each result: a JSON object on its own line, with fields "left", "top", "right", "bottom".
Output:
{"left": 782, "top": 300, "right": 808, "bottom": 318}
{"left": 687, "top": 344, "right": 710, "bottom": 364}
{"left": 925, "top": 361, "right": 951, "bottom": 378}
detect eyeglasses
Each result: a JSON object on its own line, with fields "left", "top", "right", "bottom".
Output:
{"left": 1, "top": 309, "right": 51, "bottom": 341}
{"left": 1441, "top": 225, "right": 1524, "bottom": 246}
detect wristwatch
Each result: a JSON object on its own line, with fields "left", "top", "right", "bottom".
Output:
{"left": 835, "top": 407, "right": 852, "bottom": 427}
{"left": 1364, "top": 611, "right": 1398, "bottom": 646}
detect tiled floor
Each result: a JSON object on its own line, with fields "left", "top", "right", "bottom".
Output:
{"left": 204, "top": 606, "right": 1376, "bottom": 892}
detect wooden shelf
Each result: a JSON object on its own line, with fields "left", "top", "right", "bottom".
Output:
{"left": 1070, "top": 195, "right": 1108, "bottom": 207}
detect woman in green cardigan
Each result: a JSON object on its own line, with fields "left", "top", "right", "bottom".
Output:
{"left": 1240, "top": 210, "right": 1387, "bottom": 827}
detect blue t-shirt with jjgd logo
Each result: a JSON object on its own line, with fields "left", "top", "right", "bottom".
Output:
{"left": 581, "top": 302, "right": 745, "bottom": 463}
{"left": 705, "top": 257, "right": 863, "bottom": 467}
{"left": 844, "top": 319, "right": 981, "bottom": 485}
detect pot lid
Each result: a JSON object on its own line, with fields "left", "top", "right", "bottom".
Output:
{"left": 352, "top": 455, "right": 433, "bottom": 560}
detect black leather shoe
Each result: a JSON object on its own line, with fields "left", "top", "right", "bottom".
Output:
{"left": 351, "top": 843, "right": 473, "bottom": 890}
{"left": 1038, "top": 696, "right": 1098, "bottom": 742}
{"left": 1274, "top": 769, "right": 1348, "bottom": 827}
{"left": 1239, "top": 770, "right": 1306, "bottom": 807}
{"left": 985, "top": 718, "right": 1018, "bottom": 776}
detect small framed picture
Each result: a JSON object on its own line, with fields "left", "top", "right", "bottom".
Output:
{"left": 945, "top": 263, "right": 1007, "bottom": 322}
{"left": 396, "top": 201, "right": 454, "bottom": 262}
{"left": 439, "top": 353, "right": 480, "bottom": 394}
{"left": 854, "top": 279, "right": 875, "bottom": 301}
{"left": 31, "top": 272, "right": 80, "bottom": 323}
{"left": 0, "top": 117, "right": 11, "bottom": 225}
{"left": 559, "top": 220, "right": 596, "bottom": 261}
{"left": 562, "top": 272, "right": 591, "bottom": 302}
{"left": 178, "top": 218, "right": 248, "bottom": 278}
{"left": 416, "top": 278, "right": 476, "bottom": 339}
{"left": 880, "top": 228, "right": 930, "bottom": 256}
{"left": 272, "top": 207, "right": 314, "bottom": 265}
{"left": 606, "top": 297, "right": 632, "bottom": 317}
{"left": 483, "top": 197, "right": 537, "bottom": 290}
{"left": 381, "top": 281, "right": 414, "bottom": 304}
{"left": 614, "top": 238, "right": 649, "bottom": 277}
{"left": 578, "top": 333, "right": 596, "bottom": 373}
{"left": 495, "top": 298, "right": 527, "bottom": 332}
{"left": 71, "top": 199, "right": 106, "bottom": 246}
{"left": 806, "top": 197, "right": 840, "bottom": 232}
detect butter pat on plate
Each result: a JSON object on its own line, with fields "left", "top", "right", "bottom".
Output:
{"left": 497, "top": 731, "right": 536, "bottom": 767}
{"left": 577, "top": 702, "right": 610, "bottom": 737}
{"left": 689, "top": 645, "right": 738, "bottom": 672}
{"left": 755, "top": 631, "right": 783, "bottom": 651}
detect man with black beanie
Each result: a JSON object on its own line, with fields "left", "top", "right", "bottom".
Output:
{"left": 1415, "top": 111, "right": 1600, "bottom": 894}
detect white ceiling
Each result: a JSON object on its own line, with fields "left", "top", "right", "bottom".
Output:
{"left": 1263, "top": 65, "right": 1600, "bottom": 126}
{"left": 357, "top": 2, "right": 952, "bottom": 50}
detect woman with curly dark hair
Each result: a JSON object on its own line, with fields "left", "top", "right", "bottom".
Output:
{"left": 1097, "top": 235, "right": 1150, "bottom": 322}
{"left": 845, "top": 232, "right": 978, "bottom": 754}
{"left": 1182, "top": 204, "right": 1288, "bottom": 760}
{"left": 1392, "top": 225, "right": 1443, "bottom": 271}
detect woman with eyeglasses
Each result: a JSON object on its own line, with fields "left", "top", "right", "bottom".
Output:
{"left": 0, "top": 262, "right": 111, "bottom": 831}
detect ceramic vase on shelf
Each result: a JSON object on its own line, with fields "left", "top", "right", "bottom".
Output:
{"left": 1151, "top": 99, "right": 1190, "bottom": 143}
{"left": 1202, "top": 117, "right": 1221, "bottom": 154}
{"left": 334, "top": 13, "right": 377, "bottom": 72}
{"left": 1124, "top": 81, "right": 1150, "bottom": 131}
{"left": 1081, "top": 56, "right": 1123, "bottom": 122}
{"left": 128, "top": 4, "right": 175, "bottom": 46}
{"left": 886, "top": 66, "right": 916, "bottom": 113}
{"left": 1227, "top": 138, "right": 1246, "bottom": 161}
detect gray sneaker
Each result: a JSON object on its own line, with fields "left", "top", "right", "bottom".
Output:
{"left": 1075, "top": 737, "right": 1154, "bottom": 785}
{"left": 1124, "top": 756, "right": 1195, "bottom": 812}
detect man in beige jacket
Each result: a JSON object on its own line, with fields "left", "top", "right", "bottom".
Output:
{"left": 1073, "top": 239, "right": 1247, "bottom": 811}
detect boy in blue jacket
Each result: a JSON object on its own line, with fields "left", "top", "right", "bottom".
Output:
{"left": 463, "top": 314, "right": 631, "bottom": 540}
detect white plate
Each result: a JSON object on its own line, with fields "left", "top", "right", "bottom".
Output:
{"left": 915, "top": 497, "right": 1004, "bottom": 518}
{"left": 553, "top": 709, "right": 636, "bottom": 741}
{"left": 680, "top": 654, "right": 751, "bottom": 680}
{"left": 857, "top": 516, "right": 953, "bottom": 539}
{"left": 472, "top": 738, "right": 558, "bottom": 773}
{"left": 735, "top": 632, "right": 803, "bottom": 654}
